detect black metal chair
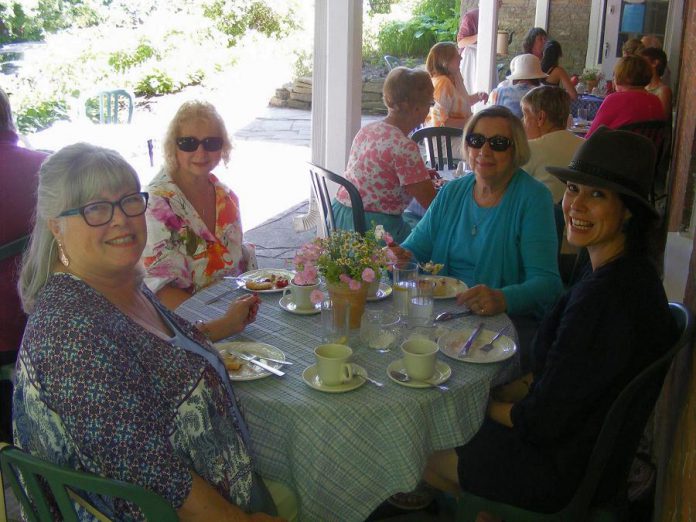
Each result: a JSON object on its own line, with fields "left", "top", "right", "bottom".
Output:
{"left": 308, "top": 163, "right": 366, "bottom": 236}
{"left": 456, "top": 302, "right": 694, "bottom": 522}
{"left": 617, "top": 120, "right": 669, "bottom": 205}
{"left": 411, "top": 126, "right": 463, "bottom": 171}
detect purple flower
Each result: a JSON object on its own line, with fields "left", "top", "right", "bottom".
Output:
{"left": 361, "top": 268, "right": 375, "bottom": 283}
{"left": 310, "top": 289, "right": 325, "bottom": 304}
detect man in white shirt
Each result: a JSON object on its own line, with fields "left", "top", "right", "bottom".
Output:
{"left": 521, "top": 85, "right": 584, "bottom": 202}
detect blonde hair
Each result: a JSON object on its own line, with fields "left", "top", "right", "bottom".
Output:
{"left": 18, "top": 143, "right": 140, "bottom": 313}
{"left": 162, "top": 100, "right": 232, "bottom": 174}
{"left": 382, "top": 67, "right": 434, "bottom": 110}
{"left": 462, "top": 106, "right": 531, "bottom": 169}
{"left": 426, "top": 42, "right": 459, "bottom": 78}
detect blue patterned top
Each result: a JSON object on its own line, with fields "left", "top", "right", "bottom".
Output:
{"left": 12, "top": 273, "right": 259, "bottom": 520}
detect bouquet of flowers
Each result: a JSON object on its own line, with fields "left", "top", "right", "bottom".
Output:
{"left": 292, "top": 226, "right": 396, "bottom": 304}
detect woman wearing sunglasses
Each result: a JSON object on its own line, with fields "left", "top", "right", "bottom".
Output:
{"left": 14, "top": 144, "right": 286, "bottom": 521}
{"left": 396, "top": 106, "right": 562, "bottom": 360}
{"left": 143, "top": 100, "right": 259, "bottom": 341}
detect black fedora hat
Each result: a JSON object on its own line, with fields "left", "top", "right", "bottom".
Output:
{"left": 546, "top": 126, "right": 658, "bottom": 217}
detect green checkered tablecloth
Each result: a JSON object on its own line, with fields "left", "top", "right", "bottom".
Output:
{"left": 177, "top": 280, "right": 518, "bottom": 522}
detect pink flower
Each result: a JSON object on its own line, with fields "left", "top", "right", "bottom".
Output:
{"left": 294, "top": 265, "right": 318, "bottom": 286}
{"left": 149, "top": 198, "right": 184, "bottom": 231}
{"left": 361, "top": 268, "right": 375, "bottom": 283}
{"left": 383, "top": 232, "right": 394, "bottom": 245}
{"left": 348, "top": 279, "right": 362, "bottom": 291}
{"left": 339, "top": 274, "right": 351, "bottom": 284}
{"left": 310, "top": 289, "right": 325, "bottom": 304}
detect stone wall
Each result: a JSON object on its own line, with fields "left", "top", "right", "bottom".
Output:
{"left": 270, "top": 75, "right": 387, "bottom": 114}
{"left": 459, "top": 0, "right": 591, "bottom": 75}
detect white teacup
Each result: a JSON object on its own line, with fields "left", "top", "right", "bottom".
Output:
{"left": 315, "top": 344, "right": 354, "bottom": 386}
{"left": 401, "top": 337, "right": 438, "bottom": 381}
{"left": 284, "top": 281, "right": 319, "bottom": 310}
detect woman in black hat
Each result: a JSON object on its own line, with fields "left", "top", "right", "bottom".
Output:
{"left": 422, "top": 127, "right": 678, "bottom": 515}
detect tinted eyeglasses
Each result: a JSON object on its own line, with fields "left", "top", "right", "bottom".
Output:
{"left": 465, "top": 133, "right": 513, "bottom": 152}
{"left": 59, "top": 192, "right": 149, "bottom": 227}
{"left": 176, "top": 136, "right": 224, "bottom": 152}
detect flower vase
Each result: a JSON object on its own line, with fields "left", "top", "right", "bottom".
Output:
{"left": 586, "top": 80, "right": 597, "bottom": 93}
{"left": 327, "top": 282, "right": 369, "bottom": 330}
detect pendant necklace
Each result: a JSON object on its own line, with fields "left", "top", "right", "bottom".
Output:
{"left": 469, "top": 193, "right": 495, "bottom": 236}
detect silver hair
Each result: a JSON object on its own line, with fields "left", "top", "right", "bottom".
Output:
{"left": 461, "top": 105, "right": 531, "bottom": 169}
{"left": 19, "top": 143, "right": 140, "bottom": 313}
{"left": 161, "top": 100, "right": 232, "bottom": 175}
{"left": 0, "top": 88, "right": 16, "bottom": 133}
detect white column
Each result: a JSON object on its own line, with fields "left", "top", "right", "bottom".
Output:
{"left": 534, "top": 0, "right": 550, "bottom": 30}
{"left": 475, "top": 0, "right": 500, "bottom": 94}
{"left": 296, "top": 0, "right": 363, "bottom": 233}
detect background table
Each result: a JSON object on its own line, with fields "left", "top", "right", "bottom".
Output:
{"left": 570, "top": 93, "right": 604, "bottom": 119}
{"left": 177, "top": 280, "right": 518, "bottom": 522}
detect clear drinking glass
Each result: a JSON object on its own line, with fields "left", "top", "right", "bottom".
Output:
{"left": 321, "top": 299, "right": 349, "bottom": 344}
{"left": 409, "top": 277, "right": 435, "bottom": 327}
{"left": 393, "top": 262, "right": 418, "bottom": 317}
{"left": 360, "top": 309, "right": 400, "bottom": 352}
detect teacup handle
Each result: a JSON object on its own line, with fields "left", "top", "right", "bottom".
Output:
{"left": 283, "top": 287, "right": 290, "bottom": 299}
{"left": 340, "top": 363, "right": 353, "bottom": 383}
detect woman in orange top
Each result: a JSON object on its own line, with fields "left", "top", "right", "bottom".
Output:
{"left": 425, "top": 42, "right": 488, "bottom": 129}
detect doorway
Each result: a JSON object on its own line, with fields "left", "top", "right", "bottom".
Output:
{"left": 590, "top": 0, "right": 670, "bottom": 79}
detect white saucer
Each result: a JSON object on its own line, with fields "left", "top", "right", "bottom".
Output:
{"left": 366, "top": 283, "right": 393, "bottom": 302}
{"left": 387, "top": 359, "right": 451, "bottom": 388}
{"left": 278, "top": 295, "right": 321, "bottom": 315}
{"left": 302, "top": 364, "right": 367, "bottom": 393}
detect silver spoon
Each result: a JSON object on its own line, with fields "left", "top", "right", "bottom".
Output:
{"left": 389, "top": 369, "right": 449, "bottom": 391}
{"left": 434, "top": 310, "right": 472, "bottom": 322}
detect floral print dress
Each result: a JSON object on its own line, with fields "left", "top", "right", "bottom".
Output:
{"left": 335, "top": 121, "right": 431, "bottom": 215}
{"left": 143, "top": 170, "right": 257, "bottom": 294}
{"left": 12, "top": 274, "right": 264, "bottom": 520}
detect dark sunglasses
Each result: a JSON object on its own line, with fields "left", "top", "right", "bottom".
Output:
{"left": 59, "top": 192, "right": 149, "bottom": 227}
{"left": 465, "top": 133, "right": 513, "bottom": 152}
{"left": 176, "top": 136, "right": 224, "bottom": 152}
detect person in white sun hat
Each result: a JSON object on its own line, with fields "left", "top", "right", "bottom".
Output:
{"left": 488, "top": 54, "right": 548, "bottom": 118}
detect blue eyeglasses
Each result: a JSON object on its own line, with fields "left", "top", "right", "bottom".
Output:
{"left": 59, "top": 192, "right": 149, "bottom": 227}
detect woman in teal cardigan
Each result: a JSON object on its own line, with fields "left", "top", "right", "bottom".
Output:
{"left": 394, "top": 106, "right": 562, "bottom": 343}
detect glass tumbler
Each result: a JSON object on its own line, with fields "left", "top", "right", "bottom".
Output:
{"left": 409, "top": 277, "right": 435, "bottom": 327}
{"left": 321, "top": 299, "right": 349, "bottom": 345}
{"left": 360, "top": 309, "right": 400, "bottom": 352}
{"left": 393, "top": 261, "right": 418, "bottom": 317}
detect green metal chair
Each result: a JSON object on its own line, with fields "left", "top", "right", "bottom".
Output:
{"left": 456, "top": 302, "right": 694, "bottom": 522}
{"left": 0, "top": 443, "right": 178, "bottom": 521}
{"left": 84, "top": 90, "right": 134, "bottom": 124}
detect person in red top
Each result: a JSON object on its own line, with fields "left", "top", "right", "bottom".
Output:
{"left": 457, "top": 0, "right": 503, "bottom": 95}
{"left": 586, "top": 55, "right": 664, "bottom": 137}
{"left": 0, "top": 88, "right": 48, "bottom": 442}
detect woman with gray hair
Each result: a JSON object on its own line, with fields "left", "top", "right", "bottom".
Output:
{"left": 390, "top": 106, "right": 562, "bottom": 349}
{"left": 143, "top": 101, "right": 259, "bottom": 336}
{"left": 14, "top": 143, "right": 284, "bottom": 521}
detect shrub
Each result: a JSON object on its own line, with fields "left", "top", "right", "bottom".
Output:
{"left": 202, "top": 0, "right": 296, "bottom": 48}
{"left": 15, "top": 99, "right": 69, "bottom": 134}
{"left": 108, "top": 40, "right": 158, "bottom": 73}
{"left": 134, "top": 69, "right": 177, "bottom": 96}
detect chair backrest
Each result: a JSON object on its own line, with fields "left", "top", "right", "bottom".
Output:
{"left": 567, "top": 302, "right": 694, "bottom": 516}
{"left": 0, "top": 444, "right": 178, "bottom": 522}
{"left": 308, "top": 163, "right": 366, "bottom": 236}
{"left": 411, "top": 126, "right": 463, "bottom": 171}
{"left": 384, "top": 55, "right": 401, "bottom": 71}
{"left": 617, "top": 120, "right": 668, "bottom": 204}
{"left": 0, "top": 234, "right": 29, "bottom": 262}
{"left": 84, "top": 90, "right": 134, "bottom": 124}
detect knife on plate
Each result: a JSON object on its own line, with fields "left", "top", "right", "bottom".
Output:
{"left": 233, "top": 352, "right": 285, "bottom": 376}
{"left": 225, "top": 349, "right": 292, "bottom": 366}
{"left": 458, "top": 322, "right": 485, "bottom": 357}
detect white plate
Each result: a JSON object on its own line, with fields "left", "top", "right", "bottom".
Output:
{"left": 302, "top": 364, "right": 367, "bottom": 393}
{"left": 278, "top": 295, "right": 321, "bottom": 315}
{"left": 366, "top": 283, "right": 393, "bottom": 302}
{"left": 216, "top": 341, "right": 286, "bottom": 380}
{"left": 438, "top": 328, "right": 517, "bottom": 364}
{"left": 239, "top": 269, "right": 295, "bottom": 293}
{"left": 421, "top": 276, "right": 468, "bottom": 299}
{"left": 387, "top": 359, "right": 451, "bottom": 388}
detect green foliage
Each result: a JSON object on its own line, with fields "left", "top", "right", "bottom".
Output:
{"left": 376, "top": 0, "right": 460, "bottom": 58}
{"left": 202, "top": 0, "right": 296, "bottom": 48}
{"left": 366, "top": 0, "right": 398, "bottom": 15}
{"left": 0, "top": 2, "right": 43, "bottom": 43}
{"left": 108, "top": 40, "right": 157, "bottom": 73}
{"left": 0, "top": 0, "right": 102, "bottom": 43}
{"left": 15, "top": 99, "right": 69, "bottom": 133}
{"left": 134, "top": 69, "right": 176, "bottom": 96}
{"left": 292, "top": 48, "right": 311, "bottom": 80}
